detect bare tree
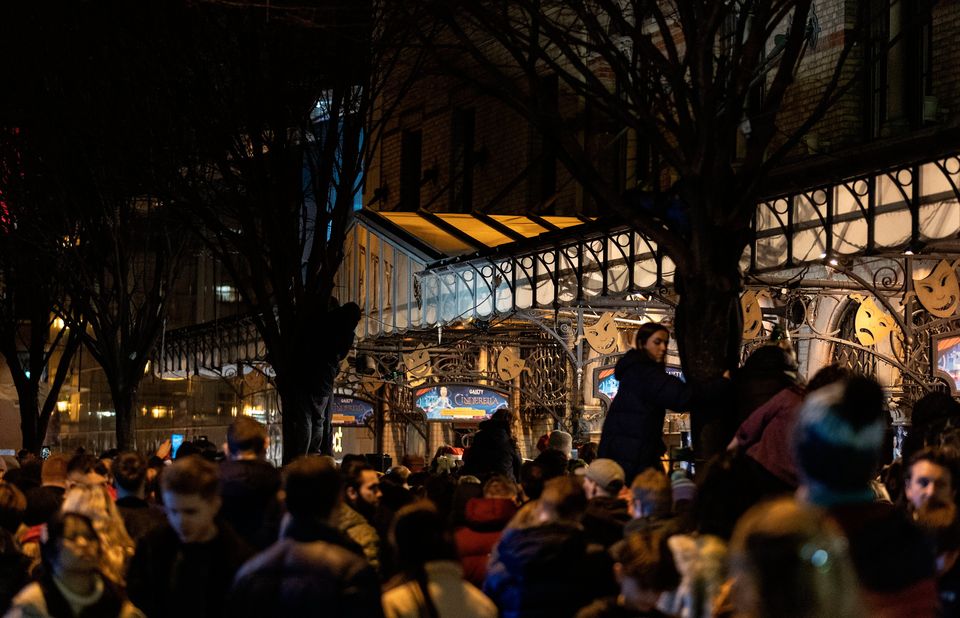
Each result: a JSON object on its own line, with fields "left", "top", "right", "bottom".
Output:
{"left": 0, "top": 2, "right": 191, "bottom": 450}
{"left": 173, "top": 0, "right": 421, "bottom": 462}
{"left": 0, "top": 130, "right": 83, "bottom": 453}
{"left": 390, "top": 0, "right": 875, "bottom": 451}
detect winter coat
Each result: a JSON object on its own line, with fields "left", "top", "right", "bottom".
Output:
{"left": 337, "top": 503, "right": 381, "bottom": 572}
{"left": 218, "top": 459, "right": 282, "bottom": 550}
{"left": 228, "top": 530, "right": 383, "bottom": 618}
{"left": 454, "top": 498, "right": 517, "bottom": 587}
{"left": 582, "top": 497, "right": 631, "bottom": 549}
{"left": 734, "top": 386, "right": 804, "bottom": 487}
{"left": 0, "top": 530, "right": 31, "bottom": 615}
{"left": 115, "top": 496, "right": 168, "bottom": 545}
{"left": 484, "top": 522, "right": 609, "bottom": 618}
{"left": 6, "top": 573, "right": 143, "bottom": 618}
{"left": 829, "top": 502, "right": 938, "bottom": 618}
{"left": 598, "top": 350, "right": 701, "bottom": 482}
{"left": 126, "top": 522, "right": 253, "bottom": 618}
{"left": 381, "top": 561, "right": 497, "bottom": 618}
{"left": 462, "top": 419, "right": 522, "bottom": 481}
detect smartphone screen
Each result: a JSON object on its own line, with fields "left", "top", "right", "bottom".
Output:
{"left": 171, "top": 434, "right": 185, "bottom": 458}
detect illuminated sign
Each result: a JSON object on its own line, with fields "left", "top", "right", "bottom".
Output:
{"left": 934, "top": 332, "right": 960, "bottom": 393}
{"left": 595, "top": 363, "right": 684, "bottom": 403}
{"left": 331, "top": 396, "right": 374, "bottom": 427}
{"left": 597, "top": 367, "right": 619, "bottom": 402}
{"left": 414, "top": 384, "right": 509, "bottom": 421}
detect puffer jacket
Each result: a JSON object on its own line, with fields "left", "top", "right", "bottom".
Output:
{"left": 484, "top": 522, "right": 603, "bottom": 618}
{"left": 454, "top": 497, "right": 517, "bottom": 587}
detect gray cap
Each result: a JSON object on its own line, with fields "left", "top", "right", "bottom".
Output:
{"left": 585, "top": 458, "right": 626, "bottom": 493}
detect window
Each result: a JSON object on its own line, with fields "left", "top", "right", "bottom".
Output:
{"left": 399, "top": 129, "right": 422, "bottom": 211}
{"left": 215, "top": 285, "right": 238, "bottom": 303}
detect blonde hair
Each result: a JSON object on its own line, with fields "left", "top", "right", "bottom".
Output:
{"left": 61, "top": 485, "right": 135, "bottom": 585}
{"left": 730, "top": 497, "right": 860, "bottom": 618}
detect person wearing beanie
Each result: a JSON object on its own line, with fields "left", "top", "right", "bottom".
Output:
{"left": 547, "top": 431, "right": 574, "bottom": 459}
{"left": 795, "top": 376, "right": 938, "bottom": 617}
{"left": 669, "top": 471, "right": 696, "bottom": 508}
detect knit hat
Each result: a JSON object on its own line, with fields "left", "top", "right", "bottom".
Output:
{"left": 547, "top": 430, "right": 573, "bottom": 458}
{"left": 586, "top": 458, "right": 626, "bottom": 494}
{"left": 670, "top": 470, "right": 697, "bottom": 504}
{"left": 793, "top": 377, "right": 887, "bottom": 506}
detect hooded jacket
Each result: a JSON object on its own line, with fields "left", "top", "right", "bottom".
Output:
{"left": 454, "top": 497, "right": 518, "bottom": 587}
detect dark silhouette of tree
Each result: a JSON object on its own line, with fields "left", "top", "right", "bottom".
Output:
{"left": 173, "top": 0, "right": 419, "bottom": 462}
{"left": 0, "top": 1, "right": 191, "bottom": 450}
{"left": 0, "top": 129, "right": 84, "bottom": 454}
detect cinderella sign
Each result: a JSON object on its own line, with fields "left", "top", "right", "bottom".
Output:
{"left": 415, "top": 384, "right": 509, "bottom": 421}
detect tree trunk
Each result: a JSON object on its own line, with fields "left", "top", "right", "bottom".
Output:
{"left": 18, "top": 396, "right": 42, "bottom": 454}
{"left": 673, "top": 241, "right": 744, "bottom": 463}
{"left": 113, "top": 386, "right": 139, "bottom": 451}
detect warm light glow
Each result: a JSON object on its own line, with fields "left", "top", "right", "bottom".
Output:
{"left": 56, "top": 401, "right": 69, "bottom": 413}
{"left": 53, "top": 317, "right": 65, "bottom": 330}
{"left": 231, "top": 406, "right": 239, "bottom": 417}
{"left": 150, "top": 406, "right": 170, "bottom": 419}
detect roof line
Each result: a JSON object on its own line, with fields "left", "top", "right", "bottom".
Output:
{"left": 354, "top": 210, "right": 445, "bottom": 261}
{"left": 426, "top": 215, "right": 624, "bottom": 269}
{"left": 416, "top": 209, "right": 490, "bottom": 251}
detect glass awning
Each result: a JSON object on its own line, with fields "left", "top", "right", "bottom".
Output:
{"left": 357, "top": 210, "right": 590, "bottom": 259}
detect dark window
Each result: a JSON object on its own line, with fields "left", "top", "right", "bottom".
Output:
{"left": 399, "top": 129, "right": 422, "bottom": 211}
{"left": 903, "top": 1, "right": 934, "bottom": 127}
{"left": 864, "top": 0, "right": 934, "bottom": 138}
{"left": 450, "top": 108, "right": 475, "bottom": 213}
{"left": 528, "top": 74, "right": 558, "bottom": 213}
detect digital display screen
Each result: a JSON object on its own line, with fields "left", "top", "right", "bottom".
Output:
{"left": 596, "top": 364, "right": 684, "bottom": 402}
{"left": 935, "top": 334, "right": 960, "bottom": 392}
{"left": 414, "top": 384, "right": 509, "bottom": 421}
{"left": 331, "top": 396, "right": 375, "bottom": 427}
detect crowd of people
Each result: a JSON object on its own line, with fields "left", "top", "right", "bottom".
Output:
{"left": 1, "top": 335, "right": 960, "bottom": 616}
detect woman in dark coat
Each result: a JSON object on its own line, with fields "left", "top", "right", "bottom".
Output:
{"left": 462, "top": 409, "right": 522, "bottom": 481}
{"left": 598, "top": 323, "right": 725, "bottom": 483}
